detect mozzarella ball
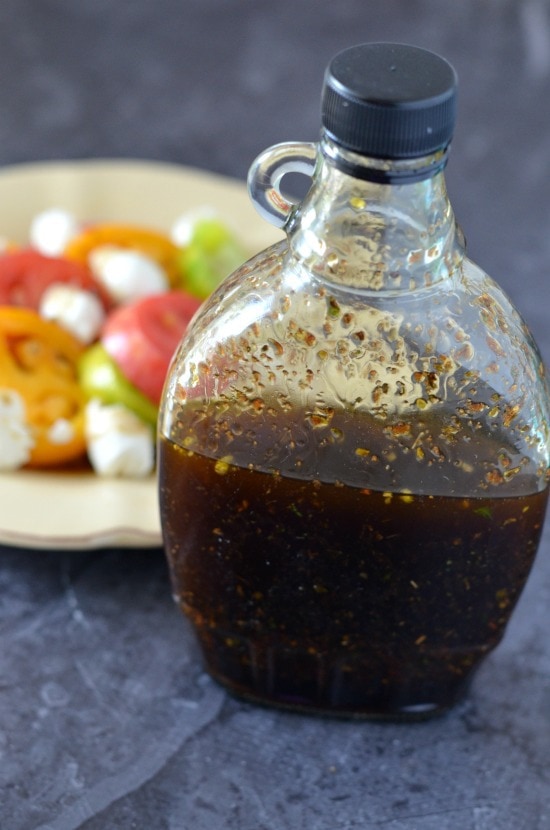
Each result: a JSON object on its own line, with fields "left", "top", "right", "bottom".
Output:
{"left": 0, "top": 389, "right": 35, "bottom": 470}
{"left": 39, "top": 283, "right": 106, "bottom": 344}
{"left": 88, "top": 245, "right": 168, "bottom": 304}
{"left": 29, "top": 208, "right": 81, "bottom": 256}
{"left": 171, "top": 206, "right": 217, "bottom": 246}
{"left": 84, "top": 399, "right": 155, "bottom": 477}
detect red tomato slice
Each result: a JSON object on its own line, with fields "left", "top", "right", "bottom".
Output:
{"left": 101, "top": 290, "right": 202, "bottom": 405}
{"left": 0, "top": 249, "right": 112, "bottom": 310}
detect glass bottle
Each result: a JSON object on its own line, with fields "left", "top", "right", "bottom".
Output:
{"left": 158, "top": 43, "right": 550, "bottom": 719}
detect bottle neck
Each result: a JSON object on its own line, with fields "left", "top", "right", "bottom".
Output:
{"left": 287, "top": 133, "right": 464, "bottom": 293}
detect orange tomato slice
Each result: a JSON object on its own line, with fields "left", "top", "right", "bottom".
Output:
{"left": 64, "top": 223, "right": 181, "bottom": 286}
{"left": 0, "top": 306, "right": 87, "bottom": 467}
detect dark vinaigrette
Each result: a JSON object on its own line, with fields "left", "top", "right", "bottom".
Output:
{"left": 159, "top": 433, "right": 547, "bottom": 719}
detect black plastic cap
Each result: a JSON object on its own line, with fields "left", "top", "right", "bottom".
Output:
{"left": 321, "top": 43, "right": 458, "bottom": 159}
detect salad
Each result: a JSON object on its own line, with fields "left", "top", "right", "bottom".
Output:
{"left": 0, "top": 207, "right": 246, "bottom": 477}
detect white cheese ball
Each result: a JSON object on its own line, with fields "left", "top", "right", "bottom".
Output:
{"left": 47, "top": 418, "right": 77, "bottom": 446}
{"left": 171, "top": 206, "right": 217, "bottom": 246}
{"left": 29, "top": 208, "right": 81, "bottom": 256}
{"left": 88, "top": 245, "right": 168, "bottom": 304}
{"left": 0, "top": 389, "right": 35, "bottom": 470}
{"left": 39, "top": 283, "right": 106, "bottom": 344}
{"left": 84, "top": 399, "right": 154, "bottom": 478}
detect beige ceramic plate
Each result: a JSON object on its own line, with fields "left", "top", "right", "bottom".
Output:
{"left": 0, "top": 159, "right": 282, "bottom": 550}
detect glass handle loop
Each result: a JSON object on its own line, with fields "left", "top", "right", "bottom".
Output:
{"left": 247, "top": 141, "right": 317, "bottom": 229}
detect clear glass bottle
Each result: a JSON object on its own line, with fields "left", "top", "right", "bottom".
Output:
{"left": 158, "top": 43, "right": 550, "bottom": 719}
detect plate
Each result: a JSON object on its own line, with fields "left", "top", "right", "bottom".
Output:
{"left": 0, "top": 159, "right": 282, "bottom": 550}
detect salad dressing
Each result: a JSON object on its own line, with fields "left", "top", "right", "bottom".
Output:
{"left": 159, "top": 44, "right": 550, "bottom": 718}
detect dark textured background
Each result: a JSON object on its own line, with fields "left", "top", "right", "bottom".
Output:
{"left": 1, "top": 2, "right": 550, "bottom": 828}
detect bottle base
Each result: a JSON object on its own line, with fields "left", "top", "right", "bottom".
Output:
{"left": 205, "top": 668, "right": 463, "bottom": 722}
{"left": 194, "top": 627, "right": 481, "bottom": 721}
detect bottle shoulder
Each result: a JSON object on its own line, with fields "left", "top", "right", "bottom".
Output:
{"left": 172, "top": 242, "right": 545, "bottom": 390}
{"left": 162, "top": 241, "right": 549, "bottom": 497}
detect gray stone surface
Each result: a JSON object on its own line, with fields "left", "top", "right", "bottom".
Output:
{"left": 1, "top": 1, "right": 550, "bottom": 828}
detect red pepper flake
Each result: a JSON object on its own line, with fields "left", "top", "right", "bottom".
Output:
{"left": 391, "top": 422, "right": 412, "bottom": 437}
{"left": 486, "top": 335, "right": 506, "bottom": 357}
{"left": 503, "top": 404, "right": 520, "bottom": 427}
{"left": 267, "top": 338, "right": 284, "bottom": 356}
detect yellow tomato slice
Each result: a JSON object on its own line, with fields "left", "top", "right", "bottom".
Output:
{"left": 0, "top": 306, "right": 87, "bottom": 467}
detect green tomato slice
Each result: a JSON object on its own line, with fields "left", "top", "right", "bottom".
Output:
{"left": 78, "top": 342, "right": 158, "bottom": 426}
{"left": 177, "top": 218, "right": 246, "bottom": 299}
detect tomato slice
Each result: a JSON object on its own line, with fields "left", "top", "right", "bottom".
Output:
{"left": 78, "top": 343, "right": 158, "bottom": 426}
{"left": 101, "top": 291, "right": 201, "bottom": 405}
{"left": 0, "top": 249, "right": 112, "bottom": 311}
{"left": 64, "top": 223, "right": 181, "bottom": 286}
{"left": 0, "top": 306, "right": 87, "bottom": 467}
{"left": 177, "top": 216, "right": 246, "bottom": 299}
